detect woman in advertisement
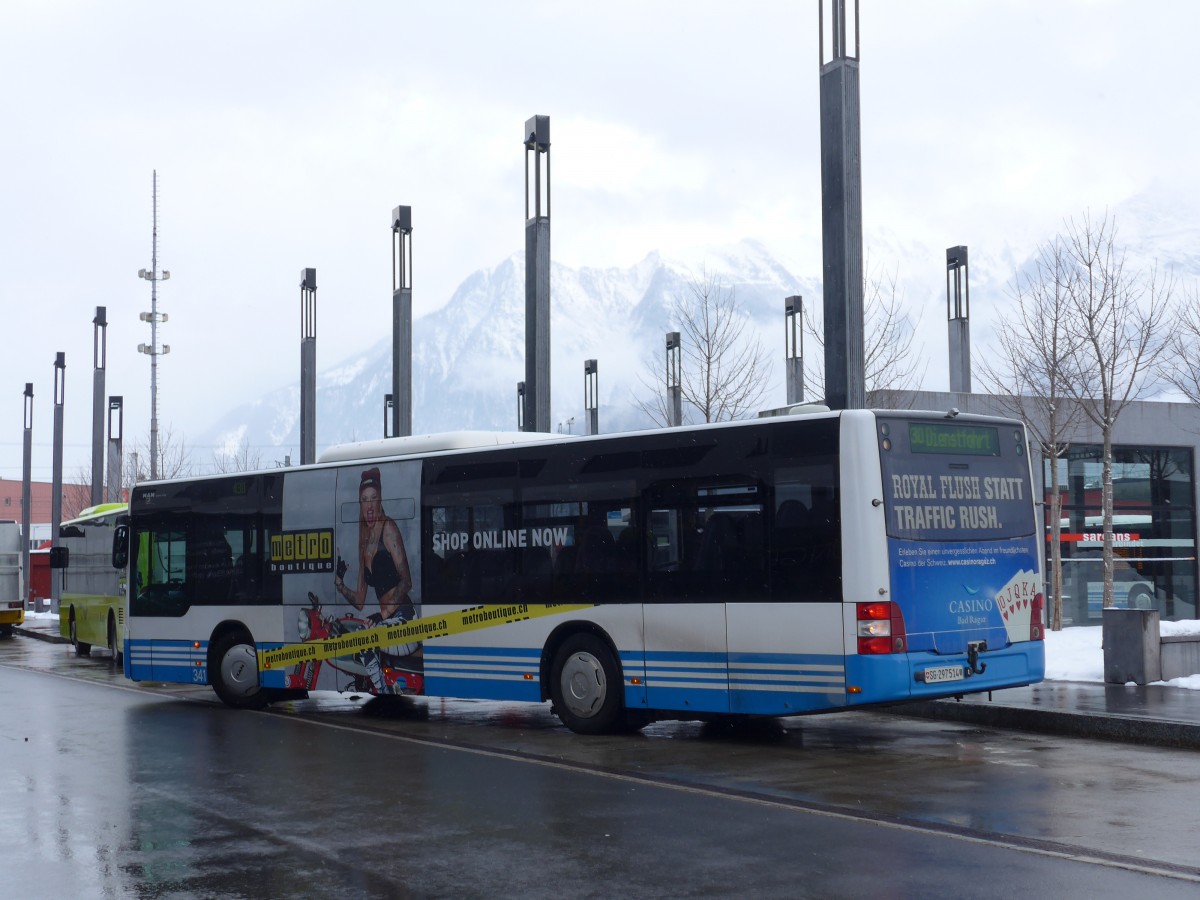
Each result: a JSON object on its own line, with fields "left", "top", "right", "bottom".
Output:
{"left": 335, "top": 467, "right": 414, "bottom": 622}
{"left": 333, "top": 466, "right": 420, "bottom": 690}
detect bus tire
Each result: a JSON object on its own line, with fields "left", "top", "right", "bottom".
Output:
{"left": 210, "top": 629, "right": 268, "bottom": 710}
{"left": 69, "top": 610, "right": 91, "bottom": 657}
{"left": 1129, "top": 585, "right": 1153, "bottom": 610}
{"left": 107, "top": 613, "right": 122, "bottom": 663}
{"left": 550, "top": 633, "right": 625, "bottom": 735}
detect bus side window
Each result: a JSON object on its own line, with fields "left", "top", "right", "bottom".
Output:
{"left": 476, "top": 549, "right": 516, "bottom": 602}
{"left": 695, "top": 512, "right": 739, "bottom": 573}
{"left": 776, "top": 499, "right": 809, "bottom": 530}
{"left": 521, "top": 546, "right": 554, "bottom": 602}
{"left": 648, "top": 509, "right": 681, "bottom": 572}
{"left": 423, "top": 499, "right": 520, "bottom": 604}
{"left": 612, "top": 526, "right": 640, "bottom": 573}
{"left": 773, "top": 467, "right": 840, "bottom": 602}
{"left": 187, "top": 526, "right": 234, "bottom": 604}
{"left": 230, "top": 527, "right": 262, "bottom": 602}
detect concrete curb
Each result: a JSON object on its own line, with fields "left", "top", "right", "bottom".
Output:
{"left": 889, "top": 699, "right": 1200, "bottom": 751}
{"left": 12, "top": 625, "right": 68, "bottom": 645}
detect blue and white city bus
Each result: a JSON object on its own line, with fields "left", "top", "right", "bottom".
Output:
{"left": 116, "top": 409, "right": 1044, "bottom": 733}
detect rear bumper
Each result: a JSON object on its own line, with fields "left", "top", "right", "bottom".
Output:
{"left": 0, "top": 606, "right": 25, "bottom": 627}
{"left": 845, "top": 641, "right": 1045, "bottom": 705}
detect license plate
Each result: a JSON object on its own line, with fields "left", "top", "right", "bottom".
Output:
{"left": 923, "top": 665, "right": 965, "bottom": 684}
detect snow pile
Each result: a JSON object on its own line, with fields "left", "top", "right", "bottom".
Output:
{"left": 1157, "top": 619, "right": 1200, "bottom": 689}
{"left": 1160, "top": 619, "right": 1200, "bottom": 637}
{"left": 1045, "top": 622, "right": 1200, "bottom": 690}
{"left": 1044, "top": 626, "right": 1105, "bottom": 683}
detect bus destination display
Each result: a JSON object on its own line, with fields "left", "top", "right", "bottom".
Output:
{"left": 908, "top": 422, "right": 1001, "bottom": 457}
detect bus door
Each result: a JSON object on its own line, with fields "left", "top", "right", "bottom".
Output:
{"left": 726, "top": 464, "right": 848, "bottom": 715}
{"left": 643, "top": 481, "right": 730, "bottom": 715}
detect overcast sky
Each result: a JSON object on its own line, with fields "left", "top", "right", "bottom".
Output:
{"left": 3, "top": 1, "right": 1198, "bottom": 482}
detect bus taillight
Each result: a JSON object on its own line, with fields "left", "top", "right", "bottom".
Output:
{"left": 856, "top": 602, "right": 907, "bottom": 655}
{"left": 1030, "top": 593, "right": 1045, "bottom": 641}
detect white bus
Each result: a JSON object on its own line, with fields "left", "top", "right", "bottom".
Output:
{"left": 117, "top": 410, "right": 1045, "bottom": 733}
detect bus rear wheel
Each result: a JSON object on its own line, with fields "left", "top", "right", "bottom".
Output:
{"left": 69, "top": 610, "right": 91, "bottom": 657}
{"left": 210, "top": 629, "right": 268, "bottom": 710}
{"left": 550, "top": 633, "right": 625, "bottom": 735}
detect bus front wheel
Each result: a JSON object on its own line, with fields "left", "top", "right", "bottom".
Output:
{"left": 69, "top": 611, "right": 91, "bottom": 657}
{"left": 107, "top": 613, "right": 122, "bottom": 663}
{"left": 210, "top": 629, "right": 268, "bottom": 710}
{"left": 550, "top": 633, "right": 625, "bottom": 735}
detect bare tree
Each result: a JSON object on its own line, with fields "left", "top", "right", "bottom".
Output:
{"left": 125, "top": 424, "right": 194, "bottom": 486}
{"left": 210, "top": 438, "right": 264, "bottom": 475}
{"left": 804, "top": 258, "right": 926, "bottom": 407}
{"left": 1161, "top": 282, "right": 1200, "bottom": 404}
{"left": 978, "top": 239, "right": 1089, "bottom": 630}
{"left": 60, "top": 474, "right": 94, "bottom": 521}
{"left": 637, "top": 269, "right": 772, "bottom": 425}
{"left": 1061, "top": 212, "right": 1173, "bottom": 610}
{"left": 64, "top": 427, "right": 219, "bottom": 515}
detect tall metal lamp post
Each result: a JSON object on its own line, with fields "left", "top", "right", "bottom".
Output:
{"left": 107, "top": 396, "right": 123, "bottom": 503}
{"left": 21, "top": 383, "right": 33, "bottom": 611}
{"left": 785, "top": 295, "right": 804, "bottom": 405}
{"left": 50, "top": 353, "right": 65, "bottom": 614}
{"left": 666, "top": 332, "right": 682, "bottom": 427}
{"left": 391, "top": 205, "right": 413, "bottom": 438}
{"left": 91, "top": 306, "right": 107, "bottom": 506}
{"left": 300, "top": 268, "right": 317, "bottom": 465}
{"left": 584, "top": 359, "right": 599, "bottom": 436}
{"left": 523, "top": 114, "right": 551, "bottom": 433}
{"left": 946, "top": 245, "right": 971, "bottom": 393}
{"left": 819, "top": 0, "right": 865, "bottom": 411}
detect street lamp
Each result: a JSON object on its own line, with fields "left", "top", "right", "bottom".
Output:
{"left": 584, "top": 359, "right": 599, "bottom": 436}
{"left": 785, "top": 295, "right": 804, "bottom": 405}
{"left": 665, "top": 332, "right": 682, "bottom": 427}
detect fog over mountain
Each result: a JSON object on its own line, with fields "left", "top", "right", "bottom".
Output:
{"left": 198, "top": 187, "right": 1200, "bottom": 469}
{"left": 200, "top": 239, "right": 823, "bottom": 465}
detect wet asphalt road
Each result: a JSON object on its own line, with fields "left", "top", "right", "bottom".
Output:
{"left": 3, "top": 635, "right": 1200, "bottom": 899}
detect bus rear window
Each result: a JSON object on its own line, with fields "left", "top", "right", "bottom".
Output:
{"left": 879, "top": 417, "right": 1035, "bottom": 541}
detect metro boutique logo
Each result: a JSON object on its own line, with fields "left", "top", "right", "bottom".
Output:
{"left": 269, "top": 529, "right": 335, "bottom": 573}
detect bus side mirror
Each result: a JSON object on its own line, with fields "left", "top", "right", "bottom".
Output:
{"left": 49, "top": 546, "right": 69, "bottom": 569}
{"left": 113, "top": 525, "right": 129, "bottom": 570}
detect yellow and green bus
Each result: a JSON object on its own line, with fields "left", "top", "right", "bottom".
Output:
{"left": 56, "top": 503, "right": 128, "bottom": 660}
{"left": 0, "top": 520, "right": 23, "bottom": 637}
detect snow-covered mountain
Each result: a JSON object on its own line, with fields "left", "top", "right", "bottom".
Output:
{"left": 197, "top": 186, "right": 1200, "bottom": 467}
{"left": 199, "top": 239, "right": 824, "bottom": 464}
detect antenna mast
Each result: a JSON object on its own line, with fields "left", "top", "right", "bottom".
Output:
{"left": 137, "top": 170, "right": 171, "bottom": 481}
